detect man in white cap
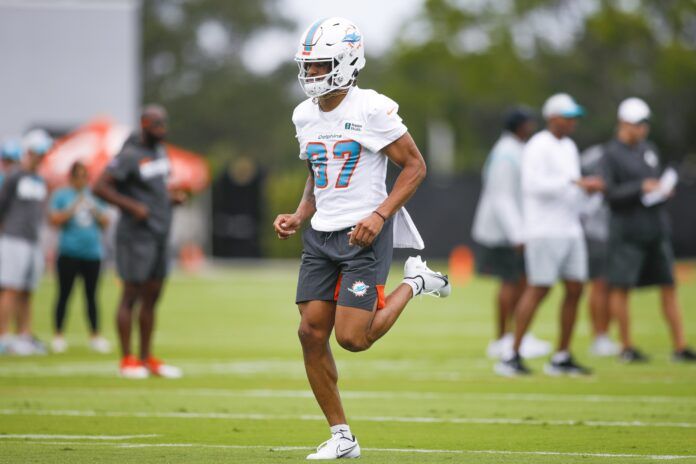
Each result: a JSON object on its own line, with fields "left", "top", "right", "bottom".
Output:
{"left": 495, "top": 93, "right": 604, "bottom": 376}
{"left": 0, "top": 129, "right": 51, "bottom": 355}
{"left": 604, "top": 97, "right": 695, "bottom": 363}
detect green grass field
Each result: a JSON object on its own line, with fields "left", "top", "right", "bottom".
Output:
{"left": 1, "top": 262, "right": 695, "bottom": 463}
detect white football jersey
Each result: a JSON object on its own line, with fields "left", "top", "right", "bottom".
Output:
{"left": 293, "top": 86, "right": 407, "bottom": 232}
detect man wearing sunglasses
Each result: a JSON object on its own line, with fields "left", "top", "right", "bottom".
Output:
{"left": 95, "top": 105, "right": 184, "bottom": 378}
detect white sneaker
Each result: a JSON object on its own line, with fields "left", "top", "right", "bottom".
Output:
{"left": 89, "top": 336, "right": 111, "bottom": 354}
{"left": 487, "top": 333, "right": 514, "bottom": 359}
{"left": 590, "top": 334, "right": 620, "bottom": 357}
{"left": 306, "top": 431, "right": 360, "bottom": 460}
{"left": 520, "top": 333, "right": 552, "bottom": 359}
{"left": 403, "top": 256, "right": 451, "bottom": 297}
{"left": 51, "top": 336, "right": 68, "bottom": 354}
{"left": 0, "top": 335, "right": 15, "bottom": 355}
{"left": 11, "top": 335, "right": 47, "bottom": 356}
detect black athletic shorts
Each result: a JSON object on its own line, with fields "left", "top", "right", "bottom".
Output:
{"left": 586, "top": 238, "right": 608, "bottom": 280}
{"left": 606, "top": 236, "right": 675, "bottom": 288}
{"left": 474, "top": 244, "right": 525, "bottom": 283}
{"left": 116, "top": 230, "right": 170, "bottom": 283}
{"left": 296, "top": 219, "right": 393, "bottom": 311}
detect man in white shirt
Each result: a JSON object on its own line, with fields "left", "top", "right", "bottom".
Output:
{"left": 471, "top": 107, "right": 551, "bottom": 360}
{"left": 495, "top": 93, "right": 604, "bottom": 377}
{"left": 273, "top": 17, "right": 450, "bottom": 460}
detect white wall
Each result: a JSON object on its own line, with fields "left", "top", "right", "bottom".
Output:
{"left": 0, "top": 0, "right": 141, "bottom": 139}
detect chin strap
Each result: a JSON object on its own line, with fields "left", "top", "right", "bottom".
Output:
{"left": 313, "top": 88, "right": 350, "bottom": 105}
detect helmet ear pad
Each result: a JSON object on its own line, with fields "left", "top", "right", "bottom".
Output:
{"left": 331, "top": 51, "right": 363, "bottom": 87}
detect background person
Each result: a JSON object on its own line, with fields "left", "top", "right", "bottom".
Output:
{"left": 95, "top": 104, "right": 185, "bottom": 378}
{"left": 471, "top": 107, "right": 551, "bottom": 360}
{"left": 603, "top": 97, "right": 696, "bottom": 363}
{"left": 49, "top": 161, "right": 111, "bottom": 354}
{"left": 0, "top": 130, "right": 52, "bottom": 355}
{"left": 0, "top": 139, "right": 22, "bottom": 186}
{"left": 495, "top": 93, "right": 604, "bottom": 376}
{"left": 580, "top": 144, "right": 620, "bottom": 357}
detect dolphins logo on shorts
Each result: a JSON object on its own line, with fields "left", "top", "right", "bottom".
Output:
{"left": 348, "top": 280, "right": 369, "bottom": 297}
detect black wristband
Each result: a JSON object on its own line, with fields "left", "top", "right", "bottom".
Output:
{"left": 373, "top": 210, "right": 387, "bottom": 222}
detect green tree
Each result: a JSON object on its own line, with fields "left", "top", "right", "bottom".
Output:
{"left": 142, "top": 0, "right": 297, "bottom": 167}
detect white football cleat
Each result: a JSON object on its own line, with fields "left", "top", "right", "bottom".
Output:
{"left": 520, "top": 333, "right": 552, "bottom": 359}
{"left": 89, "top": 336, "right": 112, "bottom": 354}
{"left": 306, "top": 431, "right": 360, "bottom": 460}
{"left": 487, "top": 333, "right": 514, "bottom": 359}
{"left": 590, "top": 334, "right": 620, "bottom": 357}
{"left": 51, "top": 336, "right": 68, "bottom": 354}
{"left": 120, "top": 356, "right": 149, "bottom": 379}
{"left": 145, "top": 357, "right": 183, "bottom": 379}
{"left": 403, "top": 255, "right": 451, "bottom": 297}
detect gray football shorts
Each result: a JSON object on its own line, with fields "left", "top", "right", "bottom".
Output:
{"left": 115, "top": 230, "right": 170, "bottom": 283}
{"left": 0, "top": 235, "right": 44, "bottom": 291}
{"left": 296, "top": 219, "right": 393, "bottom": 312}
{"left": 525, "top": 237, "right": 588, "bottom": 287}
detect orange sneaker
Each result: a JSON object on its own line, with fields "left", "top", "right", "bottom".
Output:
{"left": 144, "top": 356, "right": 182, "bottom": 379}
{"left": 119, "top": 355, "right": 148, "bottom": 379}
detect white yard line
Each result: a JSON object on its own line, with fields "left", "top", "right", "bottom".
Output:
{"left": 1, "top": 408, "right": 694, "bottom": 428}
{"left": 3, "top": 439, "right": 695, "bottom": 460}
{"left": 0, "top": 434, "right": 159, "bottom": 440}
{"left": 3, "top": 386, "right": 695, "bottom": 405}
{"left": 0, "top": 359, "right": 691, "bottom": 386}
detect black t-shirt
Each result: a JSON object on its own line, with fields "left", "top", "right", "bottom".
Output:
{"left": 0, "top": 168, "right": 47, "bottom": 242}
{"left": 603, "top": 138, "right": 670, "bottom": 242}
{"left": 107, "top": 134, "right": 172, "bottom": 238}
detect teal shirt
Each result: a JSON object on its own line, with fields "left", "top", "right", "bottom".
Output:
{"left": 50, "top": 187, "right": 105, "bottom": 260}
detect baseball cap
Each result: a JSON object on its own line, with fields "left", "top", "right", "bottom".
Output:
{"left": 22, "top": 129, "right": 53, "bottom": 156}
{"left": 618, "top": 97, "right": 650, "bottom": 124}
{"left": 542, "top": 93, "right": 585, "bottom": 119}
{"left": 1, "top": 139, "right": 22, "bottom": 161}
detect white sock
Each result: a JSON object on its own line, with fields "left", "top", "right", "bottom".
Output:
{"left": 402, "top": 278, "right": 421, "bottom": 297}
{"left": 330, "top": 424, "right": 351, "bottom": 437}
{"left": 552, "top": 351, "right": 570, "bottom": 363}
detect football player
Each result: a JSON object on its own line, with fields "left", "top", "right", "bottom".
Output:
{"left": 273, "top": 17, "right": 451, "bottom": 460}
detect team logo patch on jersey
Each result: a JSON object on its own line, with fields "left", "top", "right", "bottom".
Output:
{"left": 348, "top": 280, "right": 369, "bottom": 297}
{"left": 344, "top": 122, "right": 362, "bottom": 132}
{"left": 644, "top": 150, "right": 659, "bottom": 168}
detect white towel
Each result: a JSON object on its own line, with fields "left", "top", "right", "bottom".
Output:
{"left": 393, "top": 207, "right": 425, "bottom": 250}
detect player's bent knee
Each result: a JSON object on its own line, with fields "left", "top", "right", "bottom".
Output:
{"left": 298, "top": 324, "right": 329, "bottom": 347}
{"left": 335, "top": 333, "right": 371, "bottom": 352}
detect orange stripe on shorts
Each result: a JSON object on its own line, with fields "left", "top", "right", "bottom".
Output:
{"left": 376, "top": 285, "right": 386, "bottom": 310}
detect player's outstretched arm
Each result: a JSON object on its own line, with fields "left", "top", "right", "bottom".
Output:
{"left": 273, "top": 169, "right": 316, "bottom": 240}
{"left": 349, "top": 132, "right": 426, "bottom": 248}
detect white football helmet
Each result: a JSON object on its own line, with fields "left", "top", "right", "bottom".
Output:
{"left": 295, "top": 17, "right": 366, "bottom": 98}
